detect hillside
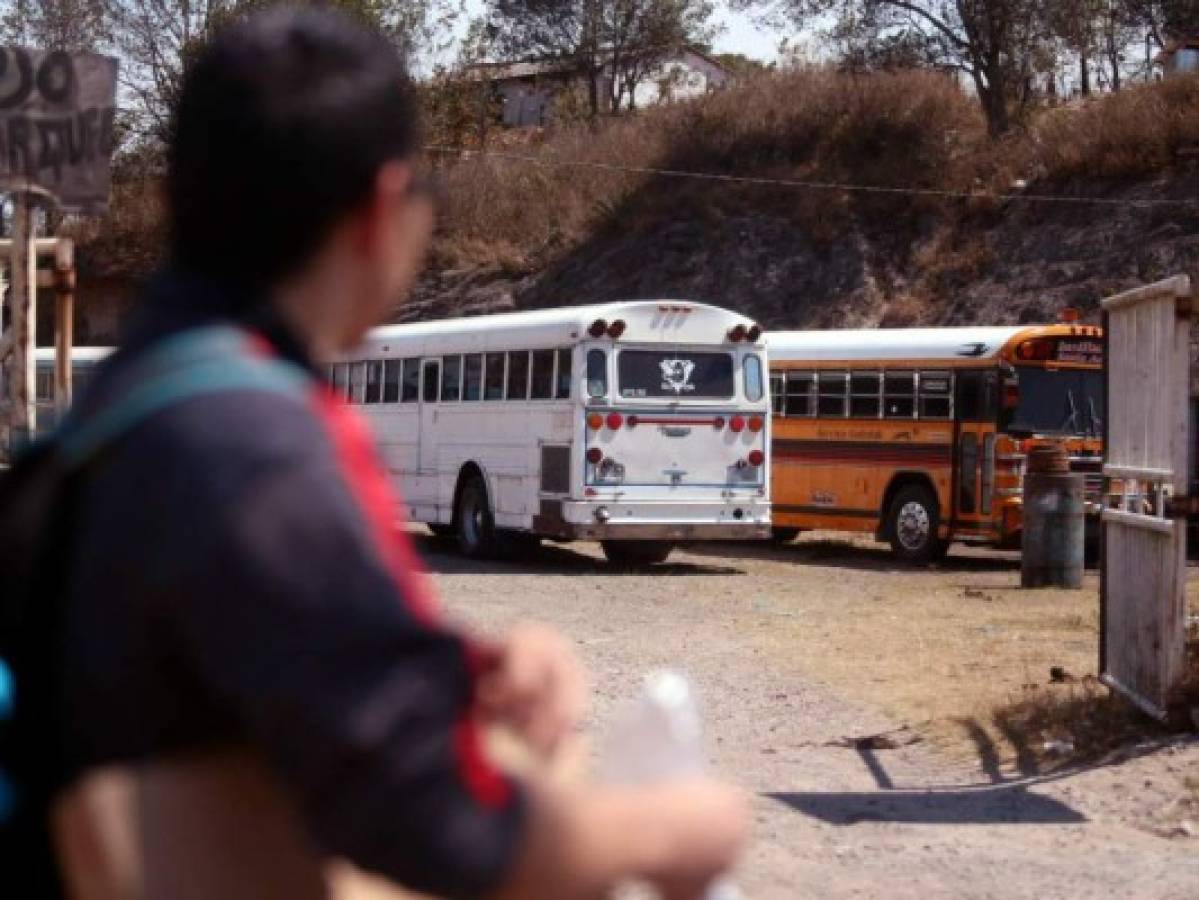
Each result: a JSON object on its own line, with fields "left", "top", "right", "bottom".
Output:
{"left": 402, "top": 68, "right": 1199, "bottom": 329}
{"left": 67, "top": 67, "right": 1199, "bottom": 338}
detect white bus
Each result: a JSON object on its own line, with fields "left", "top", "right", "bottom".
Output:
{"left": 334, "top": 301, "right": 772, "bottom": 565}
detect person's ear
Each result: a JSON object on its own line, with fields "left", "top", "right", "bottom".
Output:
{"left": 355, "top": 161, "right": 412, "bottom": 255}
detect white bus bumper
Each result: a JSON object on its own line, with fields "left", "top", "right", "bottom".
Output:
{"left": 535, "top": 498, "right": 771, "bottom": 542}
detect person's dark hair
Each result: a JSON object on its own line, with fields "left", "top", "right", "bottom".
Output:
{"left": 168, "top": 6, "right": 420, "bottom": 294}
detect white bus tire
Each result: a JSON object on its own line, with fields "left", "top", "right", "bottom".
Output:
{"left": 600, "top": 540, "right": 674, "bottom": 567}
{"left": 456, "top": 476, "right": 496, "bottom": 558}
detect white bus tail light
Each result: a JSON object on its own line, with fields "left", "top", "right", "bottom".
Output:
{"left": 589, "top": 319, "right": 608, "bottom": 338}
{"left": 587, "top": 447, "right": 604, "bottom": 464}
{"left": 713, "top": 416, "right": 726, "bottom": 430}
{"left": 729, "top": 415, "right": 746, "bottom": 433}
{"left": 747, "top": 415, "right": 764, "bottom": 433}
{"left": 626, "top": 414, "right": 639, "bottom": 428}
{"left": 748, "top": 450, "right": 765, "bottom": 467}
{"left": 606, "top": 320, "right": 626, "bottom": 339}
{"left": 606, "top": 412, "right": 624, "bottom": 430}
{"left": 587, "top": 413, "right": 604, "bottom": 430}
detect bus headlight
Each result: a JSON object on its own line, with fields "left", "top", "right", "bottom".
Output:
{"left": 595, "top": 505, "right": 612, "bottom": 523}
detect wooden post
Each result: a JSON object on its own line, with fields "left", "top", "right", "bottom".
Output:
{"left": 54, "top": 239, "right": 75, "bottom": 413}
{"left": 5, "top": 191, "right": 37, "bottom": 449}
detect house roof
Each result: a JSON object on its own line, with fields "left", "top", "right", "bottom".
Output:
{"left": 1157, "top": 36, "right": 1199, "bottom": 63}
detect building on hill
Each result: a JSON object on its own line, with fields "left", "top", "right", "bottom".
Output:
{"left": 466, "top": 47, "right": 731, "bottom": 128}
{"left": 1157, "top": 37, "right": 1199, "bottom": 77}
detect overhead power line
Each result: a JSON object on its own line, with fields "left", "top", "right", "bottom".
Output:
{"left": 424, "top": 145, "right": 1199, "bottom": 210}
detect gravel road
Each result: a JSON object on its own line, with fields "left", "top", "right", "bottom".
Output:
{"left": 418, "top": 533, "right": 1199, "bottom": 900}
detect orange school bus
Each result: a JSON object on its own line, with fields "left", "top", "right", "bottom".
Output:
{"left": 766, "top": 324, "right": 1104, "bottom": 563}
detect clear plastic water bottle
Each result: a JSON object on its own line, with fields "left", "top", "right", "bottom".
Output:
{"left": 601, "top": 670, "right": 742, "bottom": 900}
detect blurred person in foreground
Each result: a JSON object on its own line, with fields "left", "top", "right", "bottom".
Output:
{"left": 45, "top": 7, "right": 745, "bottom": 899}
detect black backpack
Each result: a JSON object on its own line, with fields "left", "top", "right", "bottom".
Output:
{"left": 0, "top": 326, "right": 308, "bottom": 895}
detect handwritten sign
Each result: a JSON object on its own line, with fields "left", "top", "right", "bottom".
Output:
{"left": 0, "top": 47, "right": 119, "bottom": 212}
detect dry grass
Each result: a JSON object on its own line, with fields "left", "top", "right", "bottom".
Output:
{"left": 1016, "top": 75, "right": 1199, "bottom": 183}
{"left": 429, "top": 68, "right": 1199, "bottom": 277}
{"left": 743, "top": 535, "right": 1198, "bottom": 773}
{"left": 73, "top": 68, "right": 1199, "bottom": 292}
{"left": 430, "top": 67, "right": 987, "bottom": 270}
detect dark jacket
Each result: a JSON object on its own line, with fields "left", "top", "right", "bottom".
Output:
{"left": 55, "top": 273, "right": 524, "bottom": 897}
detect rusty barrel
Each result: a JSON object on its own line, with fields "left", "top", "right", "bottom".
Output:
{"left": 1021, "top": 443, "right": 1085, "bottom": 589}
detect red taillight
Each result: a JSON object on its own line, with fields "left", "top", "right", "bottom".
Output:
{"left": 587, "top": 413, "right": 604, "bottom": 430}
{"left": 747, "top": 415, "right": 764, "bottom": 433}
{"left": 1003, "top": 384, "right": 1019, "bottom": 408}
{"left": 627, "top": 414, "right": 639, "bottom": 428}
{"left": 713, "top": 416, "right": 726, "bottom": 430}
{"left": 1017, "top": 339, "right": 1053, "bottom": 361}
{"left": 607, "top": 319, "right": 626, "bottom": 339}
{"left": 587, "top": 447, "right": 603, "bottom": 464}
{"left": 729, "top": 415, "right": 746, "bottom": 433}
{"left": 589, "top": 319, "right": 608, "bottom": 338}
{"left": 748, "top": 449, "right": 765, "bottom": 467}
{"left": 728, "top": 324, "right": 747, "bottom": 342}
{"left": 606, "top": 412, "right": 624, "bottom": 430}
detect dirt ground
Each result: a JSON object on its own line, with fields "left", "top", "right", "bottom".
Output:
{"left": 417, "top": 531, "right": 1199, "bottom": 900}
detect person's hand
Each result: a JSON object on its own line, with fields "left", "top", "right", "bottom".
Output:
{"left": 641, "top": 779, "right": 749, "bottom": 900}
{"left": 475, "top": 623, "right": 587, "bottom": 761}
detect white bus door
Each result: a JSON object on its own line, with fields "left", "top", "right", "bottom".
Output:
{"left": 413, "top": 359, "right": 441, "bottom": 507}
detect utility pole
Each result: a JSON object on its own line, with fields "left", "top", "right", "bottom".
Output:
{"left": 4, "top": 191, "right": 37, "bottom": 451}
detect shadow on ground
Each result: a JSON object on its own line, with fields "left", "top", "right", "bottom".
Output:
{"left": 686, "top": 537, "right": 1023, "bottom": 574}
{"left": 410, "top": 533, "right": 746, "bottom": 577}
{"left": 766, "top": 784, "right": 1086, "bottom": 826}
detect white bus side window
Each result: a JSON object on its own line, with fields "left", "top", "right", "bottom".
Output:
{"left": 883, "top": 371, "right": 915, "bottom": 418}
{"left": 382, "top": 359, "right": 401, "bottom": 403}
{"left": 463, "top": 353, "right": 483, "bottom": 401}
{"left": 744, "top": 355, "right": 764, "bottom": 403}
{"left": 484, "top": 353, "right": 506, "bottom": 401}
{"left": 349, "top": 362, "right": 367, "bottom": 405}
{"left": 364, "top": 361, "right": 383, "bottom": 405}
{"left": 442, "top": 355, "right": 462, "bottom": 402}
{"left": 530, "top": 350, "right": 554, "bottom": 399}
{"left": 555, "top": 348, "right": 572, "bottom": 399}
{"left": 422, "top": 360, "right": 440, "bottom": 403}
{"left": 787, "top": 371, "right": 814, "bottom": 416}
{"left": 850, "top": 371, "right": 881, "bottom": 419}
{"left": 586, "top": 349, "right": 607, "bottom": 398}
{"left": 507, "top": 351, "right": 530, "bottom": 400}
{"left": 332, "top": 363, "right": 349, "bottom": 401}
{"left": 401, "top": 358, "right": 421, "bottom": 403}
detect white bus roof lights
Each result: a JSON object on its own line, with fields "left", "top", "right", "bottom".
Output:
{"left": 364, "top": 301, "right": 764, "bottom": 357}
{"left": 767, "top": 327, "right": 1030, "bottom": 363}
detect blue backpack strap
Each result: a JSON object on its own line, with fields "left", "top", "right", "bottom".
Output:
{"left": 56, "top": 326, "right": 312, "bottom": 470}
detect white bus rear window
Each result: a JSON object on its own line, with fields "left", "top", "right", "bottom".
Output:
{"left": 531, "top": 350, "right": 554, "bottom": 399}
{"left": 618, "top": 351, "right": 734, "bottom": 400}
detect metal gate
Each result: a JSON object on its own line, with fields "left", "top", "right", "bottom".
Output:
{"left": 1100, "top": 275, "right": 1192, "bottom": 720}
